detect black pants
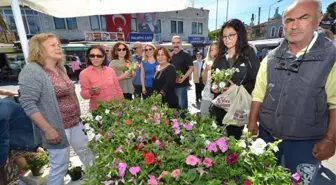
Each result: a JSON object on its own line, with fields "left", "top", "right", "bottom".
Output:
{"left": 142, "top": 87, "right": 153, "bottom": 99}
{"left": 74, "top": 69, "right": 81, "bottom": 81}
{"left": 133, "top": 85, "right": 142, "bottom": 99}
{"left": 123, "top": 93, "right": 133, "bottom": 100}
{"left": 210, "top": 104, "right": 243, "bottom": 140}
{"left": 195, "top": 82, "right": 205, "bottom": 101}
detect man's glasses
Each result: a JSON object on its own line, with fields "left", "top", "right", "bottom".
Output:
{"left": 145, "top": 48, "right": 153, "bottom": 52}
{"left": 221, "top": 33, "right": 237, "bottom": 40}
{"left": 118, "top": 48, "right": 126, "bottom": 52}
{"left": 89, "top": 54, "right": 104, "bottom": 59}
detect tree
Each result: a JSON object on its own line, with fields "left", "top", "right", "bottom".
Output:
{"left": 208, "top": 29, "right": 220, "bottom": 41}
{"left": 325, "top": 2, "right": 336, "bottom": 20}
{"left": 0, "top": 14, "right": 8, "bottom": 31}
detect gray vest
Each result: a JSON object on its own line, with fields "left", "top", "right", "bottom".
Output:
{"left": 259, "top": 34, "right": 336, "bottom": 140}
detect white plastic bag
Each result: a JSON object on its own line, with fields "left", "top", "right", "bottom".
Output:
{"left": 211, "top": 84, "right": 239, "bottom": 111}
{"left": 223, "top": 86, "right": 252, "bottom": 127}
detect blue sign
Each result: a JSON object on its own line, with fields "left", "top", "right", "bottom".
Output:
{"left": 129, "top": 33, "right": 154, "bottom": 42}
{"left": 188, "top": 36, "right": 205, "bottom": 44}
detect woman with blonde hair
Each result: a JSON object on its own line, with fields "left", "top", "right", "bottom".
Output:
{"left": 18, "top": 33, "right": 93, "bottom": 185}
{"left": 140, "top": 43, "right": 159, "bottom": 99}
{"left": 200, "top": 42, "right": 219, "bottom": 116}
{"left": 110, "top": 42, "right": 134, "bottom": 100}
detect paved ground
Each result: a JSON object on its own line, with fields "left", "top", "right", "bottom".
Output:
{"left": 1, "top": 81, "right": 335, "bottom": 184}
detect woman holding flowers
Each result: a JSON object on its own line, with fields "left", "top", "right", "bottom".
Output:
{"left": 210, "top": 19, "right": 260, "bottom": 139}
{"left": 110, "top": 42, "right": 134, "bottom": 100}
{"left": 200, "top": 42, "right": 219, "bottom": 116}
{"left": 79, "top": 45, "right": 123, "bottom": 111}
{"left": 152, "top": 47, "right": 178, "bottom": 108}
{"left": 140, "top": 43, "right": 159, "bottom": 99}
{"left": 18, "top": 33, "right": 93, "bottom": 185}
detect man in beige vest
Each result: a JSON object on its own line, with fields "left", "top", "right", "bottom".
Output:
{"left": 192, "top": 52, "right": 205, "bottom": 105}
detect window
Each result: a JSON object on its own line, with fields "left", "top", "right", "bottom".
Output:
{"left": 66, "top": 18, "right": 77, "bottom": 29}
{"left": 90, "top": 16, "right": 100, "bottom": 30}
{"left": 100, "top": 15, "right": 106, "bottom": 31}
{"left": 54, "top": 17, "right": 66, "bottom": 29}
{"left": 270, "top": 26, "right": 276, "bottom": 37}
{"left": 178, "top": 21, "right": 183, "bottom": 34}
{"left": 2, "top": 9, "right": 41, "bottom": 34}
{"left": 131, "top": 18, "right": 137, "bottom": 32}
{"left": 192, "top": 22, "right": 197, "bottom": 34}
{"left": 171, "top": 20, "right": 177, "bottom": 33}
{"left": 197, "top": 23, "right": 203, "bottom": 34}
{"left": 278, "top": 26, "right": 283, "bottom": 38}
{"left": 156, "top": 19, "right": 161, "bottom": 33}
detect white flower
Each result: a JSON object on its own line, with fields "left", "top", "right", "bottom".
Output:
{"left": 190, "top": 120, "right": 197, "bottom": 125}
{"left": 242, "top": 126, "right": 248, "bottom": 134}
{"left": 200, "top": 134, "right": 206, "bottom": 138}
{"left": 95, "top": 115, "right": 102, "bottom": 121}
{"left": 212, "top": 121, "right": 218, "bottom": 129}
{"left": 215, "top": 68, "right": 221, "bottom": 74}
{"left": 238, "top": 140, "right": 247, "bottom": 148}
{"left": 180, "top": 136, "right": 185, "bottom": 140}
{"left": 212, "top": 84, "right": 218, "bottom": 89}
{"left": 250, "top": 138, "right": 267, "bottom": 155}
{"left": 95, "top": 133, "right": 102, "bottom": 141}
{"left": 235, "top": 68, "right": 240, "bottom": 72}
{"left": 225, "top": 72, "right": 229, "bottom": 76}
{"left": 127, "top": 133, "right": 135, "bottom": 139}
{"left": 105, "top": 109, "right": 110, "bottom": 114}
{"left": 205, "top": 140, "right": 211, "bottom": 145}
{"left": 272, "top": 145, "right": 279, "bottom": 152}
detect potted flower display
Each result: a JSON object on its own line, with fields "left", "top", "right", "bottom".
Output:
{"left": 25, "top": 152, "right": 48, "bottom": 176}
{"left": 211, "top": 67, "right": 239, "bottom": 92}
{"left": 176, "top": 70, "right": 184, "bottom": 83}
{"left": 81, "top": 95, "right": 302, "bottom": 185}
{"left": 68, "top": 166, "right": 84, "bottom": 181}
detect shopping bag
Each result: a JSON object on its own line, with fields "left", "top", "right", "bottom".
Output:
{"left": 211, "top": 84, "right": 239, "bottom": 111}
{"left": 223, "top": 85, "right": 252, "bottom": 127}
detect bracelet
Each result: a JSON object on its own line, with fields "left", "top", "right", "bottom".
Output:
{"left": 324, "top": 137, "right": 336, "bottom": 145}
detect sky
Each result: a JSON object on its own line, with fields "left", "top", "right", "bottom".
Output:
{"left": 193, "top": 0, "right": 335, "bottom": 31}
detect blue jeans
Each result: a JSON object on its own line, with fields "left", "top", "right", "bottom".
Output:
{"left": 0, "top": 100, "right": 37, "bottom": 165}
{"left": 259, "top": 126, "right": 320, "bottom": 185}
{"left": 175, "top": 87, "right": 188, "bottom": 109}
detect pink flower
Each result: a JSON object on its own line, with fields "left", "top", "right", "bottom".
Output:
{"left": 184, "top": 123, "right": 193, "bottom": 131}
{"left": 203, "top": 157, "right": 213, "bottom": 168}
{"left": 101, "top": 180, "right": 114, "bottom": 185}
{"left": 151, "top": 106, "right": 158, "bottom": 111}
{"left": 154, "top": 113, "right": 160, "bottom": 119}
{"left": 115, "top": 163, "right": 127, "bottom": 178}
{"left": 171, "top": 169, "right": 181, "bottom": 179}
{"left": 106, "top": 131, "right": 113, "bottom": 139}
{"left": 158, "top": 171, "right": 168, "bottom": 180}
{"left": 186, "top": 155, "right": 200, "bottom": 166}
{"left": 196, "top": 168, "right": 208, "bottom": 176}
{"left": 129, "top": 166, "right": 141, "bottom": 176}
{"left": 201, "top": 149, "right": 206, "bottom": 154}
{"left": 174, "top": 128, "right": 180, "bottom": 135}
{"left": 291, "top": 172, "right": 301, "bottom": 185}
{"left": 147, "top": 175, "right": 158, "bottom": 185}
{"left": 155, "top": 140, "right": 165, "bottom": 150}
{"left": 207, "top": 142, "right": 218, "bottom": 153}
{"left": 114, "top": 145, "right": 123, "bottom": 153}
{"left": 172, "top": 122, "right": 179, "bottom": 129}
{"left": 226, "top": 154, "right": 239, "bottom": 165}
{"left": 105, "top": 174, "right": 111, "bottom": 179}
{"left": 216, "top": 137, "right": 228, "bottom": 153}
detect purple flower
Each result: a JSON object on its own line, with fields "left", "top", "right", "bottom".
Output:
{"left": 124, "top": 106, "right": 129, "bottom": 110}
{"left": 129, "top": 166, "right": 141, "bottom": 176}
{"left": 155, "top": 140, "right": 165, "bottom": 149}
{"left": 184, "top": 123, "right": 193, "bottom": 131}
{"left": 235, "top": 176, "right": 239, "bottom": 184}
{"left": 216, "top": 137, "right": 228, "bottom": 153}
{"left": 174, "top": 111, "right": 179, "bottom": 117}
{"left": 117, "top": 112, "right": 123, "bottom": 118}
{"left": 291, "top": 172, "right": 301, "bottom": 185}
{"left": 115, "top": 163, "right": 127, "bottom": 178}
{"left": 207, "top": 142, "right": 218, "bottom": 153}
{"left": 97, "top": 121, "right": 102, "bottom": 128}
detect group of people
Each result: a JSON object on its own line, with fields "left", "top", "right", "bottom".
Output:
{"left": 0, "top": 0, "right": 335, "bottom": 185}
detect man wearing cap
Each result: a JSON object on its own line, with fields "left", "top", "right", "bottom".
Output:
{"left": 131, "top": 42, "right": 144, "bottom": 98}
{"left": 192, "top": 52, "right": 205, "bottom": 105}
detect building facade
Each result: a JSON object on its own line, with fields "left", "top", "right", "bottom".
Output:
{"left": 0, "top": 7, "right": 209, "bottom": 43}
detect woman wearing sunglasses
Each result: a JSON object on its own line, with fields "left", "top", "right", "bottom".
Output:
{"left": 140, "top": 43, "right": 159, "bottom": 99}
{"left": 79, "top": 45, "right": 123, "bottom": 111}
{"left": 110, "top": 42, "right": 134, "bottom": 100}
{"left": 210, "top": 19, "right": 260, "bottom": 140}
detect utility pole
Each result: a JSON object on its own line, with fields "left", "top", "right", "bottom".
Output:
{"left": 215, "top": 0, "right": 219, "bottom": 39}
{"left": 226, "top": 0, "right": 229, "bottom": 21}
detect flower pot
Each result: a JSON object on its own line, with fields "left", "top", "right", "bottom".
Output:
{"left": 68, "top": 167, "right": 84, "bottom": 181}
{"left": 31, "top": 167, "right": 45, "bottom": 176}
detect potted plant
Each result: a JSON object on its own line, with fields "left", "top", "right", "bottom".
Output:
{"left": 68, "top": 166, "right": 84, "bottom": 181}
{"left": 25, "top": 152, "right": 48, "bottom": 176}
{"left": 211, "top": 67, "right": 239, "bottom": 92}
{"left": 176, "top": 70, "right": 184, "bottom": 83}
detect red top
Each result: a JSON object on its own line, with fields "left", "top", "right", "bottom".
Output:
{"left": 43, "top": 67, "right": 81, "bottom": 129}
{"left": 79, "top": 66, "right": 123, "bottom": 110}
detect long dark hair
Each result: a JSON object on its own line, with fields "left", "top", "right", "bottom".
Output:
{"left": 217, "top": 19, "right": 252, "bottom": 61}
{"left": 111, "top": 42, "right": 131, "bottom": 61}
{"left": 86, "top": 45, "right": 107, "bottom": 66}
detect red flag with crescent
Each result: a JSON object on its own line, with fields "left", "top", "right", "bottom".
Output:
{"left": 106, "top": 14, "right": 132, "bottom": 40}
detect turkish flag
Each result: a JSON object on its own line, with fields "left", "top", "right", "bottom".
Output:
{"left": 106, "top": 14, "right": 132, "bottom": 40}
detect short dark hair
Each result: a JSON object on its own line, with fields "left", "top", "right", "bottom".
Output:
{"left": 154, "top": 47, "right": 171, "bottom": 62}
{"left": 111, "top": 42, "right": 131, "bottom": 61}
{"left": 86, "top": 45, "right": 107, "bottom": 67}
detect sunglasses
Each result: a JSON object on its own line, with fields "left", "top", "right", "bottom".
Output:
{"left": 89, "top": 54, "right": 104, "bottom": 59}
{"left": 118, "top": 48, "right": 126, "bottom": 52}
{"left": 145, "top": 48, "right": 153, "bottom": 52}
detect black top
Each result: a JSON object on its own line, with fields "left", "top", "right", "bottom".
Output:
{"left": 171, "top": 50, "right": 193, "bottom": 87}
{"left": 152, "top": 64, "right": 179, "bottom": 108}
{"left": 211, "top": 46, "right": 260, "bottom": 97}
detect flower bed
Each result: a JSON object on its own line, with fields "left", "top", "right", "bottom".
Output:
{"left": 82, "top": 95, "right": 301, "bottom": 185}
